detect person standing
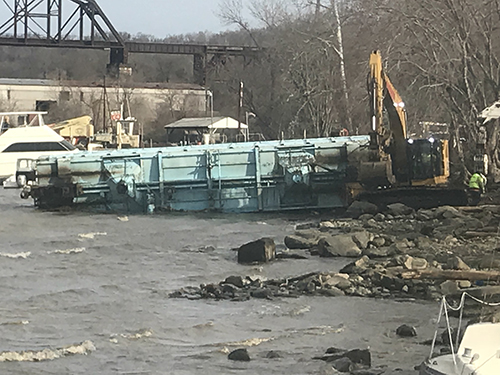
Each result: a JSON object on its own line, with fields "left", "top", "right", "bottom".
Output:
{"left": 468, "top": 172, "right": 487, "bottom": 205}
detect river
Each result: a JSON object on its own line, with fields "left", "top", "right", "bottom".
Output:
{"left": 0, "top": 188, "right": 439, "bottom": 374}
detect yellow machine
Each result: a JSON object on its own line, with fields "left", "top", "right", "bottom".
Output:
{"left": 50, "top": 115, "right": 140, "bottom": 150}
{"left": 352, "top": 51, "right": 466, "bottom": 207}
{"left": 50, "top": 115, "right": 94, "bottom": 148}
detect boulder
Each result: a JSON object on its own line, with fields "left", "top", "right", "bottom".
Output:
{"left": 318, "top": 234, "right": 363, "bottom": 257}
{"left": 323, "top": 274, "right": 352, "bottom": 290}
{"left": 403, "top": 256, "right": 428, "bottom": 270}
{"left": 416, "top": 209, "right": 435, "bottom": 221}
{"left": 388, "top": 241, "right": 410, "bottom": 255}
{"left": 344, "top": 348, "right": 371, "bottom": 367}
{"left": 396, "top": 324, "right": 417, "bottom": 337}
{"left": 351, "top": 230, "right": 373, "bottom": 250}
{"left": 370, "top": 236, "right": 386, "bottom": 247}
{"left": 386, "top": 203, "right": 414, "bottom": 217}
{"left": 223, "top": 275, "right": 245, "bottom": 288}
{"left": 228, "top": 348, "right": 251, "bottom": 361}
{"left": 435, "top": 206, "right": 462, "bottom": 219}
{"left": 285, "top": 229, "right": 324, "bottom": 249}
{"left": 250, "top": 288, "right": 273, "bottom": 299}
{"left": 457, "top": 280, "right": 471, "bottom": 288}
{"left": 330, "top": 356, "right": 354, "bottom": 372}
{"left": 237, "top": 238, "right": 276, "bottom": 264}
{"left": 284, "top": 235, "right": 318, "bottom": 249}
{"left": 346, "top": 201, "right": 379, "bottom": 219}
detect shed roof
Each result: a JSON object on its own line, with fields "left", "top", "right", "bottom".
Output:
{"left": 164, "top": 117, "right": 248, "bottom": 130}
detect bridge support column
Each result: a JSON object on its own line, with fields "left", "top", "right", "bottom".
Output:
{"left": 106, "top": 47, "right": 128, "bottom": 77}
{"left": 193, "top": 53, "right": 207, "bottom": 86}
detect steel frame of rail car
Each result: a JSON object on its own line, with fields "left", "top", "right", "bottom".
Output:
{"left": 21, "top": 136, "right": 370, "bottom": 213}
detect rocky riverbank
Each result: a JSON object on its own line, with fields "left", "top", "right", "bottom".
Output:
{"left": 171, "top": 202, "right": 500, "bottom": 319}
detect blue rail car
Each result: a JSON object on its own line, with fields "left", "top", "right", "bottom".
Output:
{"left": 21, "top": 136, "right": 370, "bottom": 213}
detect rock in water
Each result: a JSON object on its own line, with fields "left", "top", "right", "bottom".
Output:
{"left": 330, "top": 356, "right": 354, "bottom": 372}
{"left": 237, "top": 238, "right": 276, "bottom": 264}
{"left": 228, "top": 348, "right": 251, "bottom": 361}
{"left": 266, "top": 350, "right": 282, "bottom": 359}
{"left": 344, "top": 348, "right": 371, "bottom": 367}
{"left": 396, "top": 324, "right": 417, "bottom": 337}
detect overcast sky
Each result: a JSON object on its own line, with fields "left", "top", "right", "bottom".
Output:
{"left": 98, "top": 0, "right": 248, "bottom": 37}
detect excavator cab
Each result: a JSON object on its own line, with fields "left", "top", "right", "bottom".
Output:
{"left": 407, "top": 138, "right": 446, "bottom": 183}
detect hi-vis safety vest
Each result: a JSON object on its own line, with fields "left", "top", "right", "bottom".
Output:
{"left": 469, "top": 173, "right": 486, "bottom": 191}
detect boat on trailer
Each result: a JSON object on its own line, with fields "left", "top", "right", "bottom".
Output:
{"left": 419, "top": 293, "right": 500, "bottom": 375}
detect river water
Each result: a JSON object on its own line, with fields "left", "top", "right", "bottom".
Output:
{"left": 0, "top": 188, "right": 440, "bottom": 374}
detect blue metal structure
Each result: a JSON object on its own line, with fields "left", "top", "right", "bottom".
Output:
{"left": 21, "top": 136, "right": 370, "bottom": 213}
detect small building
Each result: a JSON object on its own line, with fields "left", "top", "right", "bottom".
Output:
{"left": 165, "top": 116, "right": 249, "bottom": 145}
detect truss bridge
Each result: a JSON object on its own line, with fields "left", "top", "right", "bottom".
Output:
{"left": 0, "top": 0, "right": 262, "bottom": 84}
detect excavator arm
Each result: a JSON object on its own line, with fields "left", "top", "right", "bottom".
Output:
{"left": 368, "top": 50, "right": 409, "bottom": 181}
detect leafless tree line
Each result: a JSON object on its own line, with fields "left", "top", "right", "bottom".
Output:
{"left": 1, "top": 0, "right": 499, "bottom": 179}
{"left": 216, "top": 0, "right": 500, "bottom": 180}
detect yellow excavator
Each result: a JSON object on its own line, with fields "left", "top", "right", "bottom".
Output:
{"left": 351, "top": 50, "right": 467, "bottom": 207}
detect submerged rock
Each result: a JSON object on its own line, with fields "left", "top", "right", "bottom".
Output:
{"left": 396, "top": 324, "right": 417, "bottom": 337}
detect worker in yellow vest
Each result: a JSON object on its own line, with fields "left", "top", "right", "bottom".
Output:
{"left": 468, "top": 172, "right": 487, "bottom": 205}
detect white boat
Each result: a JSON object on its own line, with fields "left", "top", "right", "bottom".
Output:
{"left": 420, "top": 294, "right": 500, "bottom": 375}
{"left": 0, "top": 112, "right": 77, "bottom": 183}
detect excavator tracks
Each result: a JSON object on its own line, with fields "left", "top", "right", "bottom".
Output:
{"left": 356, "top": 187, "right": 469, "bottom": 210}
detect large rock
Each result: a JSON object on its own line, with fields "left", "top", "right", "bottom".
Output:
{"left": 346, "top": 201, "right": 379, "bottom": 219}
{"left": 237, "top": 238, "right": 276, "bottom": 264}
{"left": 416, "top": 209, "right": 435, "bottom": 221}
{"left": 330, "top": 356, "right": 354, "bottom": 372}
{"left": 323, "top": 274, "right": 352, "bottom": 290}
{"left": 386, "top": 203, "right": 414, "bottom": 217}
{"left": 318, "top": 234, "right": 362, "bottom": 257}
{"left": 344, "top": 348, "right": 371, "bottom": 367}
{"left": 402, "top": 255, "right": 428, "bottom": 270}
{"left": 435, "top": 206, "right": 462, "bottom": 219}
{"left": 284, "top": 229, "right": 321, "bottom": 249}
{"left": 351, "top": 230, "right": 373, "bottom": 250}
{"left": 228, "top": 348, "right": 251, "bottom": 361}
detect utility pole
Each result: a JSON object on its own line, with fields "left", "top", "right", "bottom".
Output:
{"left": 237, "top": 81, "right": 244, "bottom": 130}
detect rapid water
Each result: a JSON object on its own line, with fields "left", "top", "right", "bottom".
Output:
{"left": 0, "top": 188, "right": 438, "bottom": 374}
